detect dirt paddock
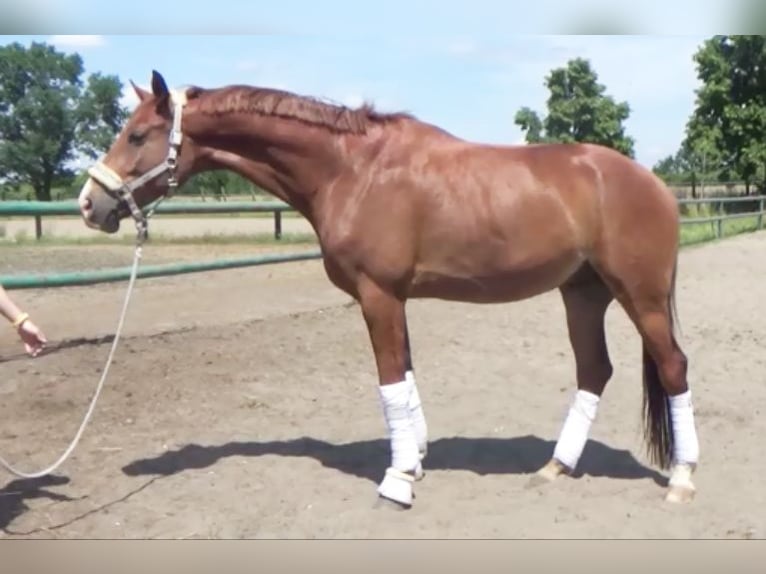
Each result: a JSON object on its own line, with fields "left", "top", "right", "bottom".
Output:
{"left": 1, "top": 231, "right": 765, "bottom": 539}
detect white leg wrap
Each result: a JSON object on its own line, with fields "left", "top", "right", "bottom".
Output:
{"left": 553, "top": 390, "right": 600, "bottom": 470}
{"left": 669, "top": 390, "right": 699, "bottom": 465}
{"left": 377, "top": 378, "right": 421, "bottom": 505}
{"left": 405, "top": 370, "right": 428, "bottom": 459}
{"left": 668, "top": 463, "right": 695, "bottom": 491}
{"left": 378, "top": 378, "right": 420, "bottom": 472}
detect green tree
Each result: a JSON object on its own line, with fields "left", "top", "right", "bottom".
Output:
{"left": 653, "top": 152, "right": 691, "bottom": 185}
{"left": 652, "top": 140, "right": 724, "bottom": 186}
{"left": 514, "top": 57, "right": 635, "bottom": 157}
{"left": 683, "top": 35, "right": 766, "bottom": 192}
{"left": 76, "top": 72, "right": 130, "bottom": 160}
{"left": 0, "top": 41, "right": 128, "bottom": 201}
{"left": 514, "top": 107, "right": 544, "bottom": 143}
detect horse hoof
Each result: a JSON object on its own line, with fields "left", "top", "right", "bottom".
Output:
{"left": 377, "top": 467, "right": 415, "bottom": 507}
{"left": 665, "top": 463, "right": 696, "bottom": 504}
{"left": 526, "top": 459, "right": 567, "bottom": 489}
{"left": 665, "top": 485, "right": 695, "bottom": 504}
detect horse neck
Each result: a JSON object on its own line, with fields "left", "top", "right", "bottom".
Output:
{"left": 186, "top": 111, "right": 347, "bottom": 222}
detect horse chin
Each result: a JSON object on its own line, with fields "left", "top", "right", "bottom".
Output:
{"left": 100, "top": 211, "right": 121, "bottom": 234}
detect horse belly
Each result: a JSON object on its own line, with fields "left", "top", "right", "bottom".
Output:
{"left": 408, "top": 249, "right": 585, "bottom": 303}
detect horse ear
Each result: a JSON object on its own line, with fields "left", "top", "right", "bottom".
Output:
{"left": 131, "top": 80, "right": 150, "bottom": 102}
{"left": 151, "top": 70, "right": 169, "bottom": 98}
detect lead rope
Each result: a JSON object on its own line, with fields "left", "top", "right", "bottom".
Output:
{"left": 0, "top": 221, "right": 149, "bottom": 479}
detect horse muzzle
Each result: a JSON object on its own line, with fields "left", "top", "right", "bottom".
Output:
{"left": 78, "top": 178, "right": 122, "bottom": 234}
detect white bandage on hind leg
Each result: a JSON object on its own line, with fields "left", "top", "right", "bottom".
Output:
{"left": 405, "top": 370, "right": 428, "bottom": 458}
{"left": 379, "top": 378, "right": 420, "bottom": 472}
{"left": 669, "top": 390, "right": 699, "bottom": 465}
{"left": 553, "top": 390, "right": 600, "bottom": 470}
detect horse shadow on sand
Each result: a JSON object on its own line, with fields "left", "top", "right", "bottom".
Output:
{"left": 0, "top": 435, "right": 665, "bottom": 531}
{"left": 121, "top": 434, "right": 668, "bottom": 487}
{"left": 0, "top": 474, "right": 77, "bottom": 531}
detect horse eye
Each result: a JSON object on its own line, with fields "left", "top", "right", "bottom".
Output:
{"left": 128, "top": 131, "right": 147, "bottom": 145}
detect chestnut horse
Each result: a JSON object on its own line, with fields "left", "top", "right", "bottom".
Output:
{"left": 78, "top": 71, "right": 700, "bottom": 508}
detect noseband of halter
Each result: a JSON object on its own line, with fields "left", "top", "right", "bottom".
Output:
{"left": 86, "top": 89, "right": 189, "bottom": 234}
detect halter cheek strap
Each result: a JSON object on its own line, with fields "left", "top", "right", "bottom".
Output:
{"left": 86, "top": 89, "right": 189, "bottom": 236}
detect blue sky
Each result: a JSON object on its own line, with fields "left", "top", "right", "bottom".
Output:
{"left": 2, "top": 31, "right": 712, "bottom": 168}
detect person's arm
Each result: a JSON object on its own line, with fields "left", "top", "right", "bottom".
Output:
{"left": 0, "top": 283, "right": 27, "bottom": 324}
{"left": 0, "top": 284, "right": 48, "bottom": 357}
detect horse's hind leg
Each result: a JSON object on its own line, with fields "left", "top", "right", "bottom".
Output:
{"left": 595, "top": 245, "right": 698, "bottom": 503}
{"left": 531, "top": 264, "right": 614, "bottom": 486}
{"left": 619, "top": 287, "right": 699, "bottom": 503}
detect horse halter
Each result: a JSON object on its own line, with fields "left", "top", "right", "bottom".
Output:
{"left": 86, "top": 89, "right": 189, "bottom": 236}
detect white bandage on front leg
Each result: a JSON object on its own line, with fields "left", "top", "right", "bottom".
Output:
{"left": 669, "top": 390, "right": 699, "bottom": 466}
{"left": 405, "top": 370, "right": 428, "bottom": 459}
{"left": 379, "top": 378, "right": 420, "bottom": 472}
{"left": 552, "top": 389, "right": 600, "bottom": 471}
{"left": 377, "top": 377, "right": 420, "bottom": 506}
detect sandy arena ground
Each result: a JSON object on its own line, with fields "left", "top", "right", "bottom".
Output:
{"left": 0, "top": 231, "right": 765, "bottom": 539}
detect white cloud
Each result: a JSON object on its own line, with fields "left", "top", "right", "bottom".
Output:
{"left": 48, "top": 35, "right": 106, "bottom": 49}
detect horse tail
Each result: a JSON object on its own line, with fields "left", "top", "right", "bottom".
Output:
{"left": 641, "top": 255, "right": 679, "bottom": 470}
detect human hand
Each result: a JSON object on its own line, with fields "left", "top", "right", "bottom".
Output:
{"left": 17, "top": 318, "right": 48, "bottom": 357}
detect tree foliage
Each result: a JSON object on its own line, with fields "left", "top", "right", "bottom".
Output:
{"left": 652, "top": 150, "right": 694, "bottom": 185}
{"left": 0, "top": 41, "right": 128, "bottom": 200}
{"left": 678, "top": 35, "right": 766, "bottom": 190}
{"left": 514, "top": 57, "right": 635, "bottom": 157}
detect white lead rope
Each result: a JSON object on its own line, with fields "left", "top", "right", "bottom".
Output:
{"left": 0, "top": 232, "right": 146, "bottom": 479}
{"left": 0, "top": 89, "right": 182, "bottom": 480}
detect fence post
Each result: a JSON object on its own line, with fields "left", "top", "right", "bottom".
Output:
{"left": 274, "top": 210, "right": 282, "bottom": 240}
{"left": 35, "top": 215, "right": 42, "bottom": 240}
{"left": 759, "top": 197, "right": 765, "bottom": 230}
{"left": 716, "top": 200, "right": 723, "bottom": 238}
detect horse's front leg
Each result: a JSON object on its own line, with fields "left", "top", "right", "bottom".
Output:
{"left": 359, "top": 278, "right": 422, "bottom": 509}
{"left": 404, "top": 314, "right": 428, "bottom": 464}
